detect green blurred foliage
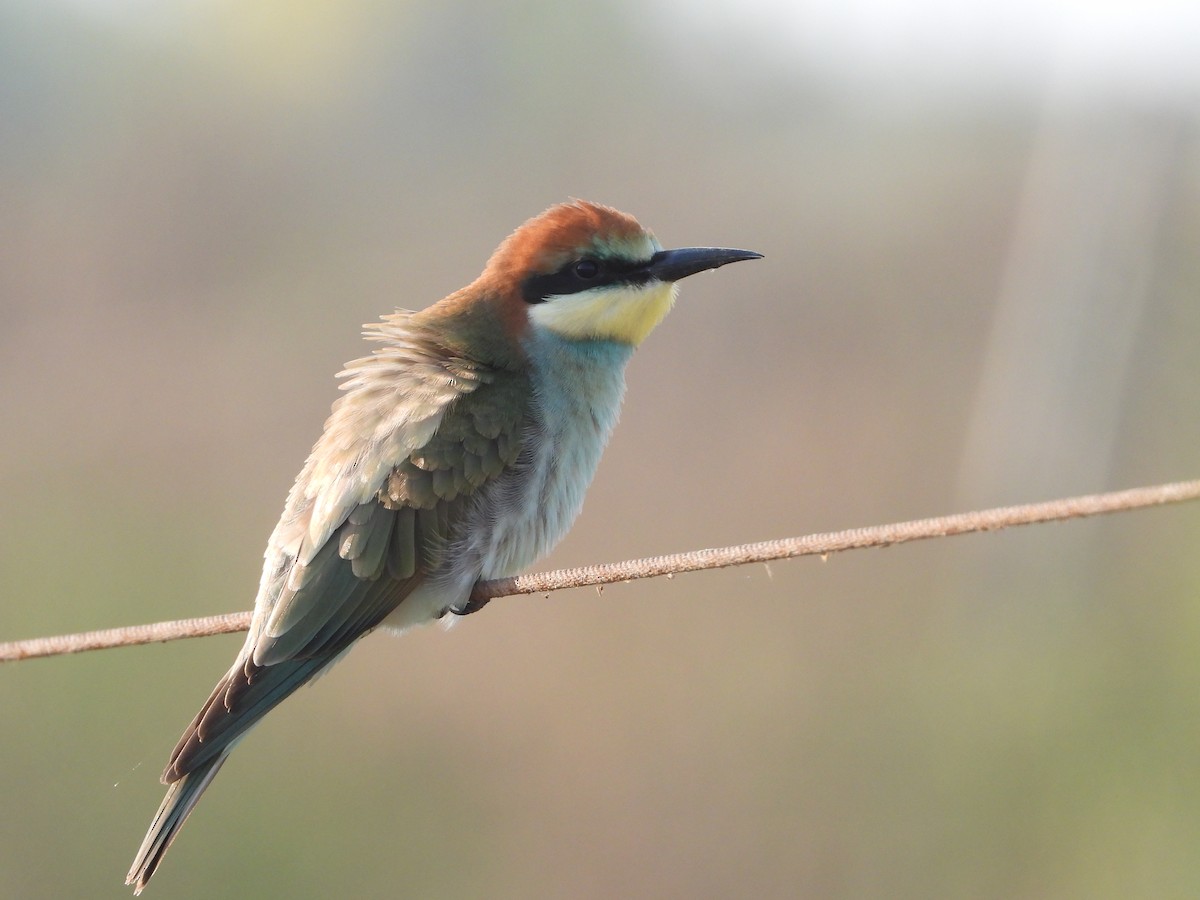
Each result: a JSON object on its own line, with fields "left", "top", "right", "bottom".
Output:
{"left": 2, "top": 2, "right": 1199, "bottom": 898}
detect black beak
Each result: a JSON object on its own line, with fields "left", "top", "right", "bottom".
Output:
{"left": 645, "top": 247, "right": 763, "bottom": 283}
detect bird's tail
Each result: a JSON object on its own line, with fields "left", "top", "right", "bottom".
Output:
{"left": 125, "top": 753, "right": 229, "bottom": 894}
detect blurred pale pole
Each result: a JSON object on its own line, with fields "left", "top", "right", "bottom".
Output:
{"left": 955, "top": 65, "right": 1185, "bottom": 587}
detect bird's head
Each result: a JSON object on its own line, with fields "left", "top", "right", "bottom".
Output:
{"left": 419, "top": 200, "right": 760, "bottom": 365}
{"left": 491, "top": 199, "right": 760, "bottom": 347}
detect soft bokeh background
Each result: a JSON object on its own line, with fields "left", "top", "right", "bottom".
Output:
{"left": 2, "top": 1, "right": 1199, "bottom": 897}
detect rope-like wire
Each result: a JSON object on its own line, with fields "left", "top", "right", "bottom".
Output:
{"left": 2, "top": 479, "right": 1197, "bottom": 663}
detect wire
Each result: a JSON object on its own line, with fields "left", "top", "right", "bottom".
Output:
{"left": 2, "top": 479, "right": 1197, "bottom": 663}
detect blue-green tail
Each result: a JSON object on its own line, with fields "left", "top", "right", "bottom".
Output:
{"left": 126, "top": 754, "right": 228, "bottom": 894}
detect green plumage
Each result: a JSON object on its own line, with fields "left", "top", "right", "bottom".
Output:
{"left": 162, "top": 360, "right": 531, "bottom": 787}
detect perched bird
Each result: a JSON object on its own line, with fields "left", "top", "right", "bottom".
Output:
{"left": 126, "top": 199, "right": 760, "bottom": 892}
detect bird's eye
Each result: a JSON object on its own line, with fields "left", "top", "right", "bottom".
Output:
{"left": 573, "top": 259, "right": 600, "bottom": 280}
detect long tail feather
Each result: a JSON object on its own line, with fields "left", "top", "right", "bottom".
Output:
{"left": 126, "top": 754, "right": 228, "bottom": 894}
{"left": 126, "top": 653, "right": 345, "bottom": 891}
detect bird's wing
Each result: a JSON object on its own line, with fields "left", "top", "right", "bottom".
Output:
{"left": 162, "top": 317, "right": 529, "bottom": 782}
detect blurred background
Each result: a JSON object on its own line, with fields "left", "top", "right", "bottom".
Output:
{"left": 2, "top": 0, "right": 1199, "bottom": 897}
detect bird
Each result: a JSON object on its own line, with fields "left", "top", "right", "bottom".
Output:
{"left": 126, "top": 199, "right": 761, "bottom": 892}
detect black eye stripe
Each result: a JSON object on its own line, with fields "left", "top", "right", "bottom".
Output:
{"left": 522, "top": 257, "right": 652, "bottom": 304}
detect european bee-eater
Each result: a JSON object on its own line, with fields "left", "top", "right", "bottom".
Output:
{"left": 126, "top": 199, "right": 760, "bottom": 892}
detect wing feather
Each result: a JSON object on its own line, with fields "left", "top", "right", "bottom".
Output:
{"left": 162, "top": 317, "right": 530, "bottom": 784}
{"left": 386, "top": 506, "right": 418, "bottom": 581}
{"left": 349, "top": 502, "right": 395, "bottom": 580}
